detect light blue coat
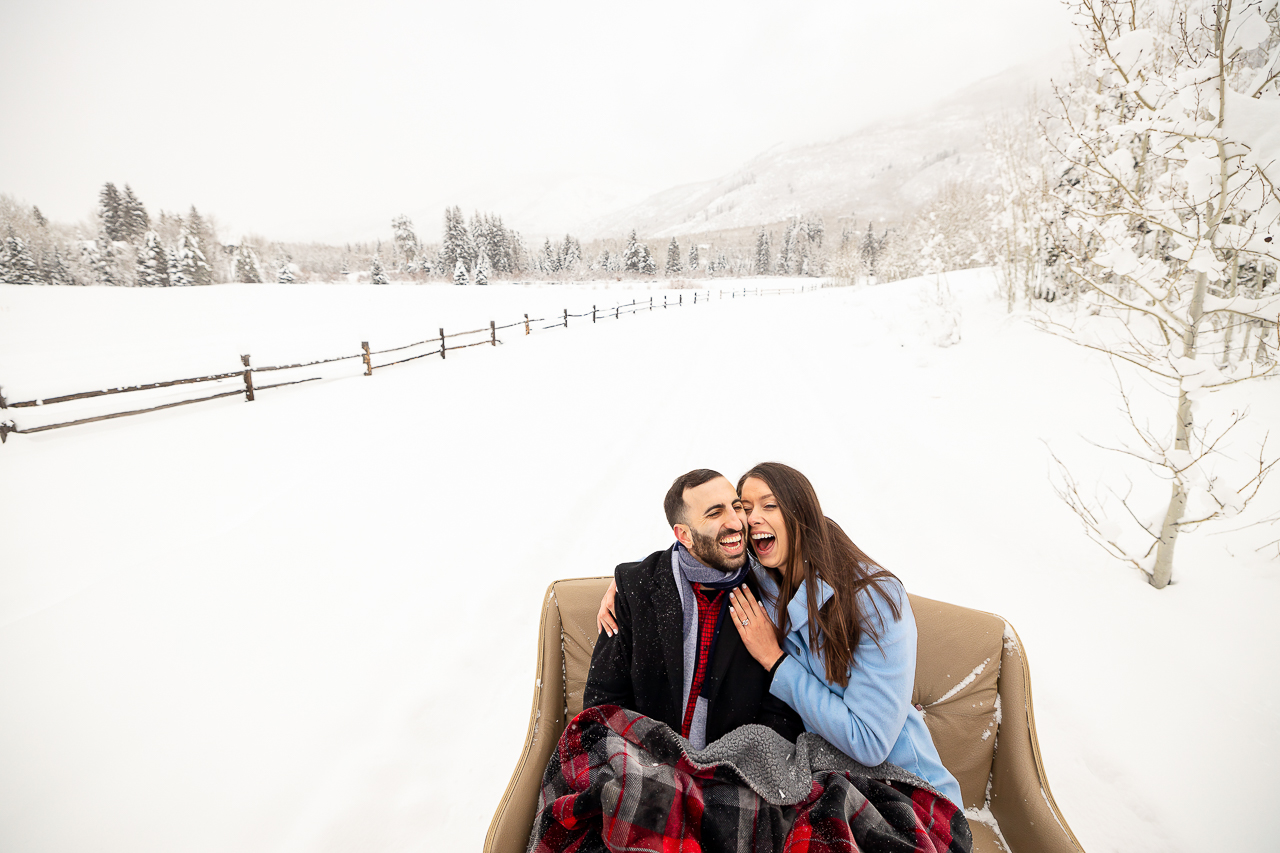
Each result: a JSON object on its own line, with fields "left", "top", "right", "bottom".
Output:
{"left": 756, "top": 569, "right": 963, "bottom": 805}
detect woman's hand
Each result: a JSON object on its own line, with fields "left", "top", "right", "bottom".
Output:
{"left": 597, "top": 579, "right": 619, "bottom": 636}
{"left": 728, "top": 585, "right": 785, "bottom": 671}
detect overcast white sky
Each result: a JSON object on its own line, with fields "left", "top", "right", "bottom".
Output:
{"left": 0, "top": 0, "right": 1077, "bottom": 243}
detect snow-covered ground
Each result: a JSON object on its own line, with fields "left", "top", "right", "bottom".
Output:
{"left": 1, "top": 272, "right": 1276, "bottom": 853}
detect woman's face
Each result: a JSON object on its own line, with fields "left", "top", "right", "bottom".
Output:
{"left": 740, "top": 476, "right": 791, "bottom": 572}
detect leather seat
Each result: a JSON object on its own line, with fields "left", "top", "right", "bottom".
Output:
{"left": 484, "top": 577, "right": 1085, "bottom": 853}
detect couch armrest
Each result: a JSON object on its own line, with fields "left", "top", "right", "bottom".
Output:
{"left": 988, "top": 622, "right": 1086, "bottom": 853}
{"left": 483, "top": 582, "right": 568, "bottom": 853}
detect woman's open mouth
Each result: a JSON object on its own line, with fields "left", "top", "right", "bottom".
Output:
{"left": 752, "top": 532, "right": 776, "bottom": 557}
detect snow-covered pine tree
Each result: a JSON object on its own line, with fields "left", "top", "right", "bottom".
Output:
{"left": 370, "top": 255, "right": 388, "bottom": 285}
{"left": 277, "top": 258, "right": 296, "bottom": 284}
{"left": 99, "top": 183, "right": 125, "bottom": 242}
{"left": 234, "top": 246, "right": 262, "bottom": 283}
{"left": 562, "top": 235, "right": 581, "bottom": 273}
{"left": 162, "top": 248, "right": 181, "bottom": 287}
{"left": 32, "top": 206, "right": 47, "bottom": 229}
{"left": 460, "top": 213, "right": 480, "bottom": 273}
{"left": 453, "top": 259, "right": 469, "bottom": 285}
{"left": 593, "top": 249, "right": 611, "bottom": 271}
{"left": 623, "top": 229, "right": 643, "bottom": 273}
{"left": 1, "top": 233, "right": 40, "bottom": 284}
{"left": 488, "top": 215, "right": 512, "bottom": 274}
{"left": 41, "top": 247, "right": 76, "bottom": 286}
{"left": 187, "top": 207, "right": 217, "bottom": 285}
{"left": 441, "top": 207, "right": 468, "bottom": 274}
{"left": 392, "top": 215, "right": 420, "bottom": 272}
{"left": 754, "top": 228, "right": 771, "bottom": 275}
{"left": 777, "top": 218, "right": 800, "bottom": 276}
{"left": 121, "top": 185, "right": 149, "bottom": 242}
{"left": 84, "top": 232, "right": 119, "bottom": 286}
{"left": 859, "top": 222, "right": 880, "bottom": 280}
{"left": 176, "top": 228, "right": 210, "bottom": 286}
{"left": 666, "top": 237, "right": 682, "bottom": 275}
{"left": 541, "top": 238, "right": 560, "bottom": 274}
{"left": 475, "top": 251, "right": 490, "bottom": 285}
{"left": 135, "top": 232, "right": 170, "bottom": 286}
{"left": 688, "top": 243, "right": 700, "bottom": 272}
{"left": 1040, "top": 0, "right": 1280, "bottom": 588}
{"left": 640, "top": 243, "right": 657, "bottom": 275}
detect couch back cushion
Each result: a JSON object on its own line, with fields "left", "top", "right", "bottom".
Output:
{"left": 556, "top": 577, "right": 611, "bottom": 720}
{"left": 908, "top": 593, "right": 1003, "bottom": 809}
{"left": 556, "top": 580, "right": 1001, "bottom": 810}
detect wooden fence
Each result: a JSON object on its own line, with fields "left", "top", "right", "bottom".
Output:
{"left": 0, "top": 285, "right": 812, "bottom": 442}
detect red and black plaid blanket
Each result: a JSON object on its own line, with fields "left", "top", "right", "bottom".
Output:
{"left": 528, "top": 705, "right": 971, "bottom": 853}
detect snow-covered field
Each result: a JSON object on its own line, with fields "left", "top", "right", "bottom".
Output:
{"left": 1, "top": 272, "right": 1276, "bottom": 853}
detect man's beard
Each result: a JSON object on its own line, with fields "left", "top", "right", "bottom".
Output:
{"left": 687, "top": 525, "right": 746, "bottom": 572}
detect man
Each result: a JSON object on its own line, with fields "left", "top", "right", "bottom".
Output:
{"left": 584, "top": 468, "right": 802, "bottom": 747}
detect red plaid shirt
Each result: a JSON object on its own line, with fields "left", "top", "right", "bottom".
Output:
{"left": 680, "top": 585, "right": 727, "bottom": 738}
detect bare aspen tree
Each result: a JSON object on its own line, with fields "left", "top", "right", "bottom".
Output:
{"left": 1039, "top": 0, "right": 1280, "bottom": 587}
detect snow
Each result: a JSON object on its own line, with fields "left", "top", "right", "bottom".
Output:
{"left": 932, "top": 658, "right": 991, "bottom": 706}
{"left": 1, "top": 270, "right": 1278, "bottom": 853}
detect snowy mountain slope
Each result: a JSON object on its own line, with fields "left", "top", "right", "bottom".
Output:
{"left": 1, "top": 274, "right": 1275, "bottom": 853}
{"left": 579, "top": 61, "right": 1059, "bottom": 240}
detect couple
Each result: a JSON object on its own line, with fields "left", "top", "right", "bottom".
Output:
{"left": 529, "top": 464, "right": 970, "bottom": 853}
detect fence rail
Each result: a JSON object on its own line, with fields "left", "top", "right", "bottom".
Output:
{"left": 0, "top": 284, "right": 814, "bottom": 442}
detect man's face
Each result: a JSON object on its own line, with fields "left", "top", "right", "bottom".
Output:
{"left": 674, "top": 477, "right": 748, "bottom": 571}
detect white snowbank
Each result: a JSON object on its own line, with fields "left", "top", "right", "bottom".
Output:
{"left": 0, "top": 271, "right": 1275, "bottom": 853}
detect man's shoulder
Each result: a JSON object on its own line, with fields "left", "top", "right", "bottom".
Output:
{"left": 615, "top": 546, "right": 675, "bottom": 592}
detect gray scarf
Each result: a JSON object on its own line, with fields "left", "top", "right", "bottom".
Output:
{"left": 671, "top": 543, "right": 752, "bottom": 749}
{"left": 675, "top": 541, "right": 751, "bottom": 589}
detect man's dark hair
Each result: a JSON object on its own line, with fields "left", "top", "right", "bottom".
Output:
{"left": 664, "top": 469, "right": 725, "bottom": 527}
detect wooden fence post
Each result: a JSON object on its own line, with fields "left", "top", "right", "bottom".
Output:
{"left": 649, "top": 297, "right": 653, "bottom": 312}
{"left": 592, "top": 305, "right": 596, "bottom": 323}
{"left": 524, "top": 314, "right": 530, "bottom": 335}
{"left": 361, "top": 343, "right": 372, "bottom": 376}
{"left": 490, "top": 320, "right": 496, "bottom": 346}
{"left": 241, "top": 354, "right": 256, "bottom": 399}
{"left": 563, "top": 308, "right": 568, "bottom": 328}
{"left": 679, "top": 294, "right": 682, "bottom": 307}
{"left": 663, "top": 294, "right": 667, "bottom": 309}
{"left": 615, "top": 303, "right": 620, "bottom": 319}
{"left": 440, "top": 328, "right": 446, "bottom": 359}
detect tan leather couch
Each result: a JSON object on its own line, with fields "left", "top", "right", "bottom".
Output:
{"left": 485, "top": 577, "right": 1085, "bottom": 853}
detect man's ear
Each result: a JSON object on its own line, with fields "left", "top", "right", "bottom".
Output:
{"left": 673, "top": 523, "right": 693, "bottom": 549}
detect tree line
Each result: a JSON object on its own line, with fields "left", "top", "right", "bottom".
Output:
{"left": 1, "top": 186, "right": 872, "bottom": 286}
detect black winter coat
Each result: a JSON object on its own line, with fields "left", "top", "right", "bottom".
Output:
{"left": 583, "top": 546, "right": 803, "bottom": 744}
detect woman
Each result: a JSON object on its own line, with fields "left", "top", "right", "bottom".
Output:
{"left": 598, "top": 461, "right": 961, "bottom": 805}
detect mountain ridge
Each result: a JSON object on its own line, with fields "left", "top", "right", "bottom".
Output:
{"left": 572, "top": 60, "right": 1061, "bottom": 242}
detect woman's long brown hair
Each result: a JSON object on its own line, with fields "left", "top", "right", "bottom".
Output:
{"left": 738, "top": 462, "right": 901, "bottom": 688}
